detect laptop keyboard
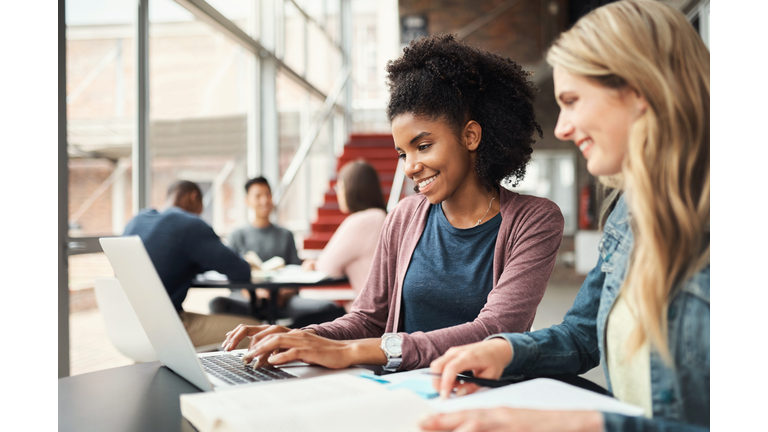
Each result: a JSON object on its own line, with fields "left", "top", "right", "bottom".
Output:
{"left": 200, "top": 352, "right": 297, "bottom": 385}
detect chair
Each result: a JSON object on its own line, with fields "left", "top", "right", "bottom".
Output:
{"left": 94, "top": 278, "right": 221, "bottom": 363}
{"left": 94, "top": 277, "right": 158, "bottom": 363}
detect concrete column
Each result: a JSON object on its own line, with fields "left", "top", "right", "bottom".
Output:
{"left": 58, "top": 0, "right": 70, "bottom": 378}
{"left": 112, "top": 159, "right": 127, "bottom": 234}
{"left": 260, "top": 0, "right": 279, "bottom": 186}
{"left": 341, "top": 0, "right": 352, "bottom": 141}
{"left": 133, "top": 0, "right": 151, "bottom": 213}
{"left": 246, "top": 1, "right": 261, "bottom": 179}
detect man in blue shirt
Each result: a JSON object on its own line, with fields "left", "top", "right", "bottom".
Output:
{"left": 123, "top": 180, "right": 260, "bottom": 349}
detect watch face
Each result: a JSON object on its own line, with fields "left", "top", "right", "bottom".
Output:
{"left": 385, "top": 336, "right": 402, "bottom": 356}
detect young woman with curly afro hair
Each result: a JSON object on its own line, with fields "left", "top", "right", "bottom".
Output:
{"left": 222, "top": 34, "right": 564, "bottom": 374}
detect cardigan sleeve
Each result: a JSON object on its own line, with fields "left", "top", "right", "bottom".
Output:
{"left": 397, "top": 198, "right": 565, "bottom": 370}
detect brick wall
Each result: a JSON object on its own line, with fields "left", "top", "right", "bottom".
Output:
{"left": 399, "top": 0, "right": 568, "bottom": 65}
{"left": 398, "top": 0, "right": 595, "bottom": 236}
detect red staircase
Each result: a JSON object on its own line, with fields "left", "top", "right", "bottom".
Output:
{"left": 303, "top": 134, "right": 401, "bottom": 251}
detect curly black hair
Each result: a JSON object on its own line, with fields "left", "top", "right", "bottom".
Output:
{"left": 386, "top": 34, "right": 542, "bottom": 189}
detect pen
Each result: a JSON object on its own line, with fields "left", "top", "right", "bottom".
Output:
{"left": 422, "top": 371, "right": 522, "bottom": 388}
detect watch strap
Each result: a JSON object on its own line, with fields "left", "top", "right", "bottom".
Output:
{"left": 382, "top": 357, "right": 401, "bottom": 372}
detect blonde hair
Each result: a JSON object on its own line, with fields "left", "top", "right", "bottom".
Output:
{"left": 547, "top": 0, "right": 709, "bottom": 362}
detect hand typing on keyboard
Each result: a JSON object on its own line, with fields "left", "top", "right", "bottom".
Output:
{"left": 222, "top": 323, "right": 383, "bottom": 371}
{"left": 200, "top": 353, "right": 297, "bottom": 385}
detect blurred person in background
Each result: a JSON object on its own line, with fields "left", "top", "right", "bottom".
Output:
{"left": 209, "top": 177, "right": 346, "bottom": 328}
{"left": 302, "top": 160, "right": 388, "bottom": 311}
{"left": 123, "top": 180, "right": 260, "bottom": 349}
{"left": 424, "top": 1, "right": 710, "bottom": 431}
{"left": 227, "top": 176, "right": 301, "bottom": 266}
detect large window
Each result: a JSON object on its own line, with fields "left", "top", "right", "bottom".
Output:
{"left": 506, "top": 150, "right": 577, "bottom": 235}
{"left": 66, "top": 0, "right": 135, "bottom": 238}
{"left": 148, "top": 0, "right": 254, "bottom": 235}
{"left": 62, "top": 0, "right": 355, "bottom": 377}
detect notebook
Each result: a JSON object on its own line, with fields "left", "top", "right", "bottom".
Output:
{"left": 99, "top": 235, "right": 361, "bottom": 391}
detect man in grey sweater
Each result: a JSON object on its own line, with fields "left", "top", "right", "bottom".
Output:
{"left": 210, "top": 177, "right": 345, "bottom": 328}
{"left": 227, "top": 177, "right": 301, "bottom": 265}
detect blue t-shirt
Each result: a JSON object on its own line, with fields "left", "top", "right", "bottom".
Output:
{"left": 401, "top": 203, "right": 502, "bottom": 333}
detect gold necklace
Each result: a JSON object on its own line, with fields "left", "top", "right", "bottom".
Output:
{"left": 475, "top": 192, "right": 496, "bottom": 227}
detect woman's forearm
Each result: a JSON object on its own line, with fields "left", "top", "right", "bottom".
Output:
{"left": 346, "top": 338, "right": 388, "bottom": 366}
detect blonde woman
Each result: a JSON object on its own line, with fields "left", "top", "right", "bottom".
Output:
{"left": 423, "top": 1, "right": 709, "bottom": 431}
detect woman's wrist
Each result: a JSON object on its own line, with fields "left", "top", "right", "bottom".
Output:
{"left": 575, "top": 411, "right": 604, "bottom": 432}
{"left": 346, "top": 338, "right": 388, "bottom": 366}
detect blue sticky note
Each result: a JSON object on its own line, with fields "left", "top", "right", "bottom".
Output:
{"left": 357, "top": 374, "right": 390, "bottom": 385}
{"left": 387, "top": 379, "right": 439, "bottom": 399}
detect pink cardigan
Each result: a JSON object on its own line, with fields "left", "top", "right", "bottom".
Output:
{"left": 315, "top": 208, "right": 387, "bottom": 300}
{"left": 304, "top": 187, "right": 564, "bottom": 370}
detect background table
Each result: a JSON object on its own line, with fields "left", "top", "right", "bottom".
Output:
{"left": 59, "top": 362, "right": 607, "bottom": 432}
{"left": 192, "top": 275, "right": 349, "bottom": 324}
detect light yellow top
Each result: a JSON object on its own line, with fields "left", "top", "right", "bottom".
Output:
{"left": 606, "top": 292, "right": 653, "bottom": 418}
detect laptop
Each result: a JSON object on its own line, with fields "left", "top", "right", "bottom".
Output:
{"left": 99, "top": 235, "right": 362, "bottom": 391}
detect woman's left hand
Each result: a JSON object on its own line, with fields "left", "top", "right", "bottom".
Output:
{"left": 244, "top": 330, "right": 355, "bottom": 369}
{"left": 418, "top": 408, "right": 604, "bottom": 432}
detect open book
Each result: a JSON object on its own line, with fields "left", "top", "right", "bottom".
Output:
{"left": 181, "top": 374, "right": 429, "bottom": 432}
{"left": 244, "top": 251, "right": 285, "bottom": 272}
{"left": 181, "top": 370, "right": 643, "bottom": 432}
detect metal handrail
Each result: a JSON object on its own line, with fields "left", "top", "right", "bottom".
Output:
{"left": 387, "top": 159, "right": 407, "bottom": 212}
{"left": 273, "top": 65, "right": 352, "bottom": 206}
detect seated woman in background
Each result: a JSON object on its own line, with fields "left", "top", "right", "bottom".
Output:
{"left": 424, "top": 1, "right": 710, "bottom": 431}
{"left": 222, "top": 34, "right": 564, "bottom": 372}
{"left": 302, "top": 160, "right": 388, "bottom": 311}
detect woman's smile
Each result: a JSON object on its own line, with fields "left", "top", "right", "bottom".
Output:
{"left": 577, "top": 137, "right": 594, "bottom": 157}
{"left": 417, "top": 173, "right": 439, "bottom": 193}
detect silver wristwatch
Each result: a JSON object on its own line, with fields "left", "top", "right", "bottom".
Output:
{"left": 380, "top": 333, "right": 403, "bottom": 372}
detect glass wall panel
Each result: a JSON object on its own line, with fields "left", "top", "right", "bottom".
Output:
{"left": 324, "top": 0, "right": 342, "bottom": 46}
{"left": 275, "top": 73, "right": 334, "bottom": 237}
{"left": 283, "top": 0, "right": 307, "bottom": 77}
{"left": 307, "top": 20, "right": 341, "bottom": 95}
{"left": 505, "top": 150, "right": 577, "bottom": 235}
{"left": 66, "top": 0, "right": 135, "bottom": 238}
{"left": 206, "top": 0, "right": 254, "bottom": 37}
{"left": 148, "top": 0, "right": 254, "bottom": 237}
{"left": 65, "top": 0, "right": 138, "bottom": 375}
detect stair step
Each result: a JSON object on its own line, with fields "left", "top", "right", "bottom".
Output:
{"left": 303, "top": 232, "right": 334, "bottom": 249}
{"left": 313, "top": 214, "right": 348, "bottom": 224}
{"left": 304, "top": 238, "right": 330, "bottom": 250}
{"left": 340, "top": 147, "right": 398, "bottom": 159}
{"left": 329, "top": 179, "right": 394, "bottom": 189}
{"left": 305, "top": 232, "right": 334, "bottom": 241}
{"left": 311, "top": 222, "right": 342, "bottom": 232}
{"left": 323, "top": 186, "right": 392, "bottom": 203}
{"left": 336, "top": 158, "right": 398, "bottom": 173}
{"left": 347, "top": 134, "right": 395, "bottom": 147}
{"left": 318, "top": 205, "right": 344, "bottom": 217}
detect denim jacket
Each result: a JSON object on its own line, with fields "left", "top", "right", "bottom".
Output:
{"left": 491, "top": 196, "right": 710, "bottom": 431}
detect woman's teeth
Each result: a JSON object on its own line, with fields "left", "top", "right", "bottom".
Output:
{"left": 579, "top": 139, "right": 593, "bottom": 151}
{"left": 419, "top": 175, "right": 437, "bottom": 189}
